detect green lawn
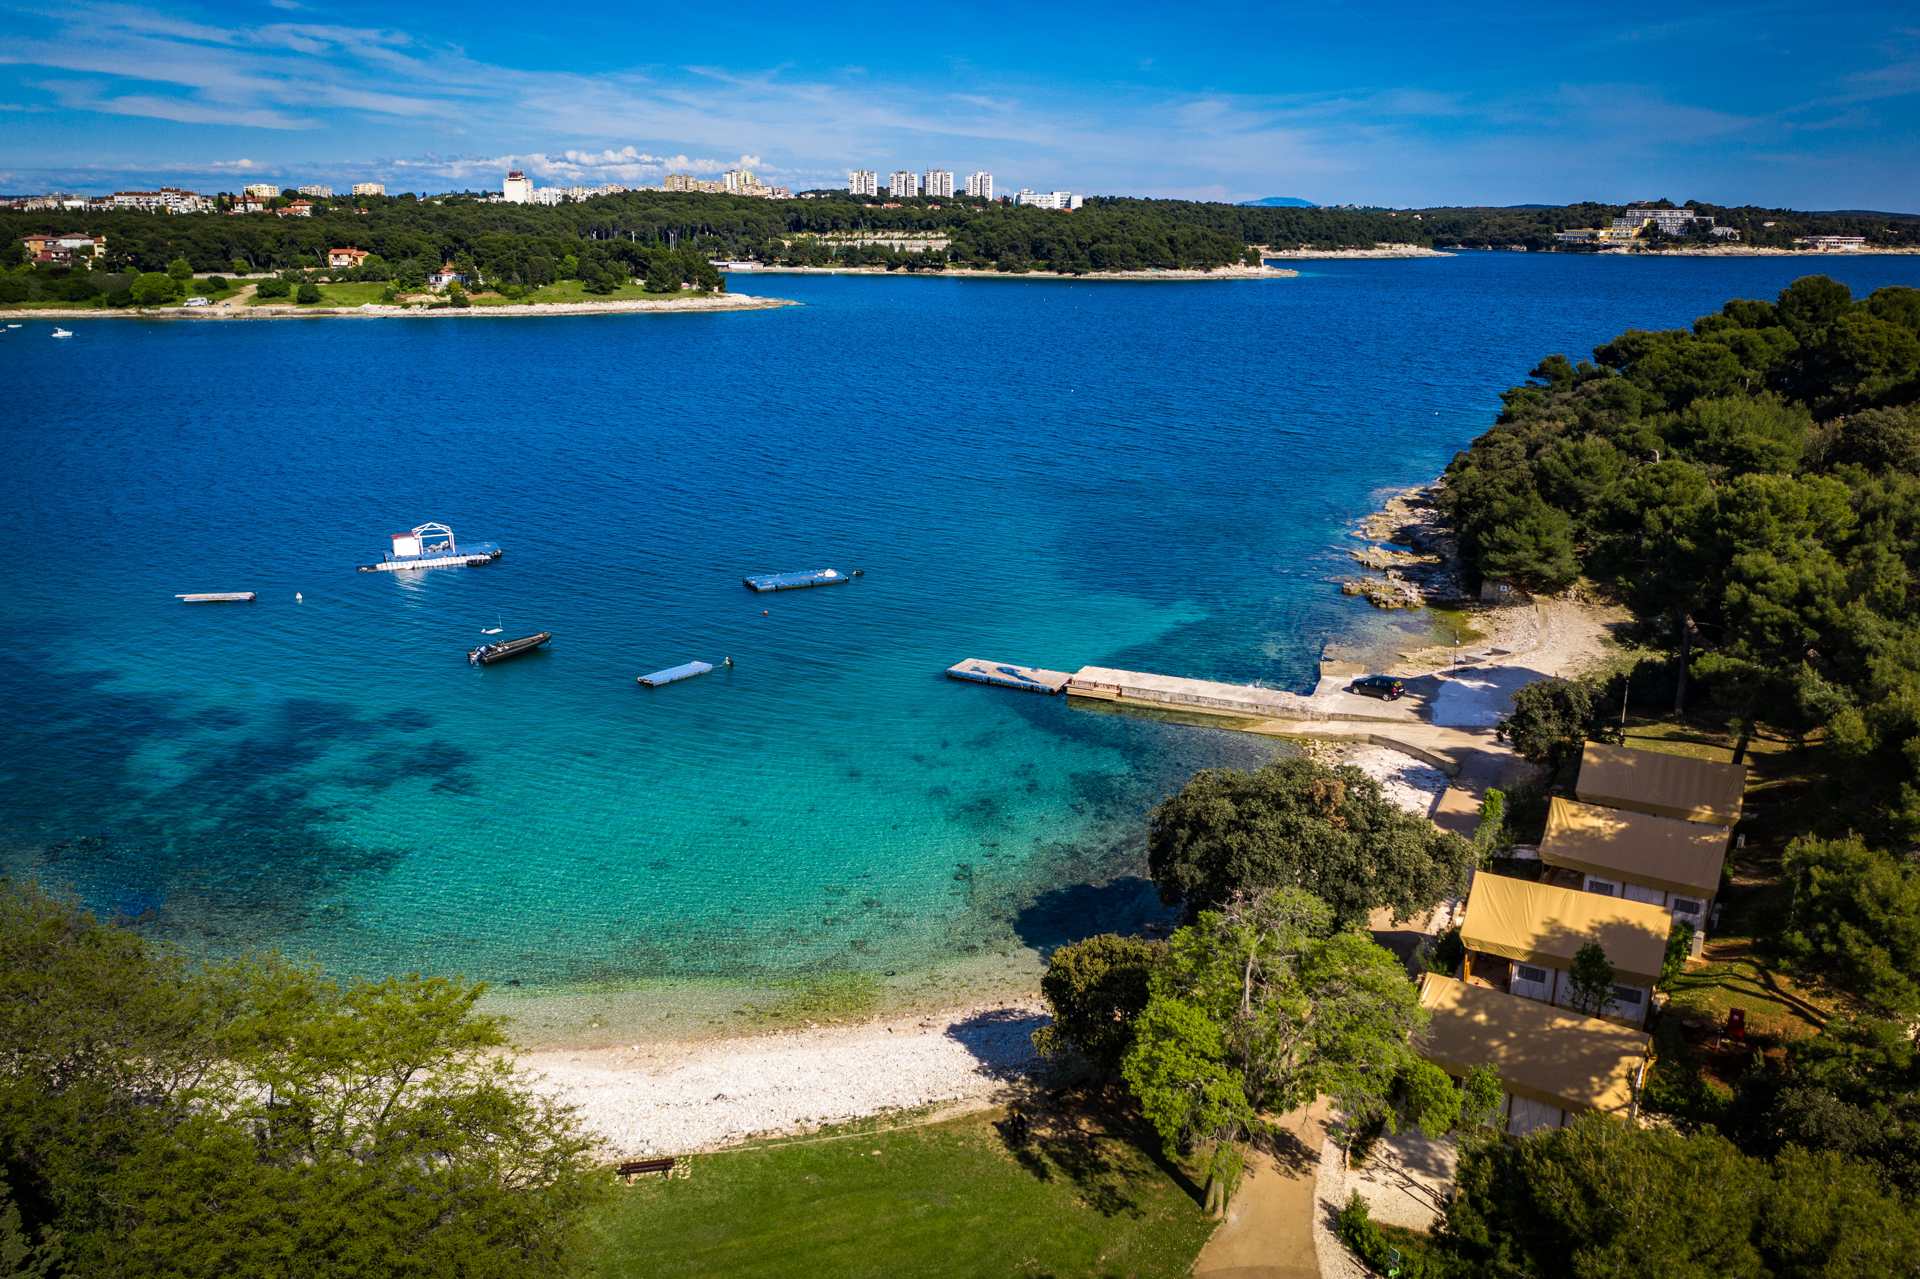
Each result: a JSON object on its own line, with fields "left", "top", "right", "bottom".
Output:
{"left": 471, "top": 280, "right": 689, "bottom": 306}
{"left": 248, "top": 281, "right": 388, "bottom": 306}
{"left": 574, "top": 1103, "right": 1214, "bottom": 1279}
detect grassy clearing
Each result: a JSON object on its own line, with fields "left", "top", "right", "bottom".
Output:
{"left": 245, "top": 281, "right": 389, "bottom": 306}
{"left": 575, "top": 1100, "right": 1213, "bottom": 1279}
{"left": 470, "top": 280, "right": 690, "bottom": 306}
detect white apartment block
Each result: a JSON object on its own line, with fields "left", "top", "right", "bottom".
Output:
{"left": 888, "top": 171, "right": 920, "bottom": 198}
{"left": 351, "top": 182, "right": 386, "bottom": 197}
{"left": 1014, "top": 189, "right": 1083, "bottom": 211}
{"left": 242, "top": 183, "right": 278, "bottom": 199}
{"left": 964, "top": 171, "right": 993, "bottom": 200}
{"left": 923, "top": 170, "right": 954, "bottom": 198}
{"left": 848, "top": 170, "right": 878, "bottom": 197}
{"left": 502, "top": 170, "right": 533, "bottom": 203}
{"left": 297, "top": 184, "right": 333, "bottom": 198}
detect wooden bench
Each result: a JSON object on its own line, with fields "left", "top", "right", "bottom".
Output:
{"left": 616, "top": 1157, "right": 676, "bottom": 1183}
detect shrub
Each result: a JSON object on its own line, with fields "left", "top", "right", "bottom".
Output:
{"left": 294, "top": 282, "right": 321, "bottom": 304}
{"left": 128, "top": 272, "right": 178, "bottom": 306}
{"left": 1338, "top": 1192, "right": 1455, "bottom": 1277}
{"left": 196, "top": 276, "right": 227, "bottom": 294}
{"left": 1500, "top": 678, "right": 1596, "bottom": 773}
{"left": 254, "top": 277, "right": 291, "bottom": 299}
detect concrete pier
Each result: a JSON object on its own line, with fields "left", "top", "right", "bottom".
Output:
{"left": 1066, "top": 666, "right": 1319, "bottom": 719}
{"left": 945, "top": 659, "right": 1071, "bottom": 694}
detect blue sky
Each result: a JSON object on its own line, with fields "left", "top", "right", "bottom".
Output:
{"left": 2, "top": 1, "right": 1917, "bottom": 207}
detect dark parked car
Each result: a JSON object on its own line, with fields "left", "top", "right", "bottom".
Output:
{"left": 1349, "top": 675, "right": 1406, "bottom": 701}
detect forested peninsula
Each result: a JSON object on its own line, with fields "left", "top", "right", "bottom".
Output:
{"left": 5, "top": 193, "right": 1918, "bottom": 304}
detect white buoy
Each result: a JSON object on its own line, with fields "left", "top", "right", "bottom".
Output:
{"left": 295, "top": 592, "right": 303, "bottom": 602}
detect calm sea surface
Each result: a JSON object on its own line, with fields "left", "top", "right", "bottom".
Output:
{"left": 6, "top": 253, "right": 1920, "bottom": 1009}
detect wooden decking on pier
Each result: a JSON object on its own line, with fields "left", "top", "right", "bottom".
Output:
{"left": 945, "top": 659, "right": 1071, "bottom": 694}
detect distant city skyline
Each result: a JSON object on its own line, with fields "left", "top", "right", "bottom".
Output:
{"left": 2, "top": 1, "right": 1917, "bottom": 209}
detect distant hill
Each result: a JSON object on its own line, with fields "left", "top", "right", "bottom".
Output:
{"left": 1238, "top": 196, "right": 1316, "bottom": 208}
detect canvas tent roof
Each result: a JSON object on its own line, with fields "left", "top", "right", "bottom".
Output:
{"left": 1575, "top": 743, "right": 1746, "bottom": 827}
{"left": 1541, "top": 797, "right": 1730, "bottom": 898}
{"left": 1417, "top": 974, "right": 1650, "bottom": 1117}
{"left": 1460, "top": 873, "right": 1671, "bottom": 986}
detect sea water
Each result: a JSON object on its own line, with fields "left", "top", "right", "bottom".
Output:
{"left": 5, "top": 253, "right": 1919, "bottom": 1023}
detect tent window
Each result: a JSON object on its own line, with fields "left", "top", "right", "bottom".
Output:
{"left": 1516, "top": 964, "right": 1549, "bottom": 984}
{"left": 1610, "top": 985, "right": 1645, "bottom": 1006}
{"left": 1586, "top": 879, "right": 1618, "bottom": 897}
{"left": 1672, "top": 897, "right": 1703, "bottom": 917}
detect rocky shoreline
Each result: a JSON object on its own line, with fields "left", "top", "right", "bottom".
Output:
{"left": 730, "top": 263, "right": 1299, "bottom": 281}
{"left": 1340, "top": 482, "right": 1467, "bottom": 609}
{"left": 0, "top": 294, "right": 795, "bottom": 321}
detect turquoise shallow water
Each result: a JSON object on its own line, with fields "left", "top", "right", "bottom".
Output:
{"left": 5, "top": 254, "right": 1920, "bottom": 1001}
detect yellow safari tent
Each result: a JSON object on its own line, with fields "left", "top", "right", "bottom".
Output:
{"left": 1417, "top": 974, "right": 1651, "bottom": 1119}
{"left": 1575, "top": 742, "right": 1746, "bottom": 827}
{"left": 1460, "top": 873, "right": 1671, "bottom": 987}
{"left": 1541, "top": 796, "right": 1730, "bottom": 898}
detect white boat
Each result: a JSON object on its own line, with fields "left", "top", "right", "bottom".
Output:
{"left": 51, "top": 328, "right": 73, "bottom": 339}
{"left": 5, "top": 323, "right": 20, "bottom": 329}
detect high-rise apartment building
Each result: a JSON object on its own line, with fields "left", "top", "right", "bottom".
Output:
{"left": 351, "top": 182, "right": 386, "bottom": 197}
{"left": 923, "top": 170, "right": 954, "bottom": 198}
{"left": 502, "top": 170, "right": 533, "bottom": 203}
{"left": 296, "top": 184, "right": 332, "bottom": 198}
{"left": 848, "top": 170, "right": 878, "bottom": 197}
{"left": 964, "top": 171, "right": 993, "bottom": 200}
{"left": 888, "top": 171, "right": 920, "bottom": 198}
{"left": 242, "top": 183, "right": 277, "bottom": 199}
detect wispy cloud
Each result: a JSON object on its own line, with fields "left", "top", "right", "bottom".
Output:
{"left": 0, "top": 0, "right": 1914, "bottom": 209}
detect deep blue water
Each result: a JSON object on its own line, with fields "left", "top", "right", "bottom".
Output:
{"left": 5, "top": 253, "right": 1920, "bottom": 995}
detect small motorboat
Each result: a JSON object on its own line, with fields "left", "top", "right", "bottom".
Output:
{"left": 481, "top": 614, "right": 503, "bottom": 635}
{"left": 51, "top": 327, "right": 73, "bottom": 339}
{"left": 5, "top": 323, "right": 22, "bottom": 329}
{"left": 468, "top": 631, "right": 551, "bottom": 666}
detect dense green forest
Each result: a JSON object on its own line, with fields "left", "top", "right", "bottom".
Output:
{"left": 1416, "top": 275, "right": 1920, "bottom": 1272}
{"left": 5, "top": 194, "right": 1916, "bottom": 291}
{"left": 1442, "top": 276, "right": 1920, "bottom": 839}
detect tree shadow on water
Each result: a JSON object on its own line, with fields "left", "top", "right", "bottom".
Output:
{"left": 1011, "top": 876, "right": 1178, "bottom": 958}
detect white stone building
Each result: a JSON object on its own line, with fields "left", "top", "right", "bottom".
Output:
{"left": 964, "top": 171, "right": 993, "bottom": 200}
{"left": 888, "top": 170, "right": 920, "bottom": 198}
{"left": 923, "top": 170, "right": 954, "bottom": 198}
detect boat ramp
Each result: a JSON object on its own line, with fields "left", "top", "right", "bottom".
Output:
{"left": 945, "top": 659, "right": 1071, "bottom": 695}
{"left": 951, "top": 660, "right": 1320, "bottom": 720}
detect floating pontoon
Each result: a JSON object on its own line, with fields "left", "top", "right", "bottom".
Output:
{"left": 742, "top": 567, "right": 859, "bottom": 592}
{"left": 637, "top": 660, "right": 714, "bottom": 688}
{"left": 360, "top": 522, "right": 503, "bottom": 573}
{"left": 175, "top": 592, "right": 257, "bottom": 603}
{"left": 468, "top": 632, "right": 551, "bottom": 666}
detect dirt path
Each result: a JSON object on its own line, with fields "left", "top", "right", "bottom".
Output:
{"left": 1193, "top": 1102, "right": 1332, "bottom": 1279}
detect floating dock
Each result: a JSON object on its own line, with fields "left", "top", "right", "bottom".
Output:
{"left": 468, "top": 631, "right": 551, "bottom": 666}
{"left": 743, "top": 568, "right": 856, "bottom": 593}
{"left": 945, "top": 659, "right": 1071, "bottom": 695}
{"left": 360, "top": 521, "right": 502, "bottom": 573}
{"left": 637, "top": 660, "right": 714, "bottom": 688}
{"left": 176, "top": 592, "right": 256, "bottom": 603}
